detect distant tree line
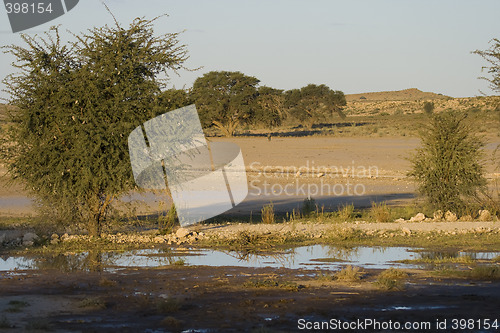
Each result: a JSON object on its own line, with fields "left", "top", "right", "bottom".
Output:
{"left": 164, "top": 70, "right": 347, "bottom": 136}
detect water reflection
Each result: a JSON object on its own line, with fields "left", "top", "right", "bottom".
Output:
{"left": 1, "top": 246, "right": 500, "bottom": 273}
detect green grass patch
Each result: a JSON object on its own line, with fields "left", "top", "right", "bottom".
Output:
{"left": 375, "top": 268, "right": 408, "bottom": 290}
{"left": 78, "top": 297, "right": 107, "bottom": 309}
{"left": 244, "top": 279, "right": 303, "bottom": 291}
{"left": 0, "top": 316, "right": 12, "bottom": 329}
{"left": 4, "top": 300, "right": 29, "bottom": 313}
{"left": 334, "top": 265, "right": 363, "bottom": 282}
{"left": 156, "top": 298, "right": 181, "bottom": 313}
{"left": 434, "top": 265, "right": 500, "bottom": 280}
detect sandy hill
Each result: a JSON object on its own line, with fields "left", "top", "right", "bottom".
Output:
{"left": 346, "top": 88, "right": 449, "bottom": 102}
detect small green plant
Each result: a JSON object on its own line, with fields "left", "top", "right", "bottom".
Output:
{"left": 302, "top": 197, "right": 317, "bottom": 217}
{"left": 5, "top": 300, "right": 29, "bottom": 313}
{"left": 285, "top": 209, "right": 300, "bottom": 223}
{"left": 159, "top": 204, "right": 179, "bottom": 235}
{"left": 26, "top": 318, "right": 51, "bottom": 330}
{"left": 423, "top": 101, "right": 435, "bottom": 115}
{"left": 370, "top": 202, "right": 391, "bottom": 222}
{"left": 375, "top": 268, "right": 408, "bottom": 290}
{"left": 316, "top": 272, "right": 335, "bottom": 281}
{"left": 78, "top": 297, "right": 106, "bottom": 309}
{"left": 334, "top": 265, "right": 362, "bottom": 282}
{"left": 244, "top": 279, "right": 302, "bottom": 291}
{"left": 157, "top": 298, "right": 181, "bottom": 313}
{"left": 160, "top": 316, "right": 183, "bottom": 329}
{"left": 170, "top": 258, "right": 185, "bottom": 266}
{"left": 337, "top": 203, "right": 355, "bottom": 221}
{"left": 470, "top": 265, "right": 500, "bottom": 280}
{"left": 0, "top": 316, "right": 12, "bottom": 329}
{"left": 98, "top": 277, "right": 117, "bottom": 287}
{"left": 261, "top": 203, "right": 275, "bottom": 224}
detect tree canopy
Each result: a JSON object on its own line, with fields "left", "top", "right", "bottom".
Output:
{"left": 1, "top": 18, "right": 188, "bottom": 236}
{"left": 191, "top": 71, "right": 259, "bottom": 136}
{"left": 474, "top": 38, "right": 500, "bottom": 94}
{"left": 284, "top": 84, "right": 346, "bottom": 127}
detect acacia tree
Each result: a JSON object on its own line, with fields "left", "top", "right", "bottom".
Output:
{"left": 191, "top": 71, "right": 259, "bottom": 136}
{"left": 473, "top": 38, "right": 500, "bottom": 94}
{"left": 284, "top": 84, "right": 346, "bottom": 127}
{"left": 254, "top": 86, "right": 285, "bottom": 128}
{"left": 1, "top": 18, "right": 188, "bottom": 236}
{"left": 408, "top": 112, "right": 486, "bottom": 213}
{"left": 474, "top": 38, "right": 500, "bottom": 210}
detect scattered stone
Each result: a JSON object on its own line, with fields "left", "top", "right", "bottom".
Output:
{"left": 445, "top": 211, "right": 457, "bottom": 222}
{"left": 478, "top": 210, "right": 491, "bottom": 222}
{"left": 153, "top": 236, "right": 166, "bottom": 243}
{"left": 394, "top": 218, "right": 406, "bottom": 223}
{"left": 51, "top": 233, "right": 59, "bottom": 240}
{"left": 317, "top": 172, "right": 325, "bottom": 178}
{"left": 23, "top": 232, "right": 39, "bottom": 243}
{"left": 401, "top": 228, "right": 412, "bottom": 236}
{"left": 50, "top": 238, "right": 59, "bottom": 245}
{"left": 176, "top": 228, "right": 190, "bottom": 239}
{"left": 459, "top": 215, "right": 473, "bottom": 222}
{"left": 433, "top": 210, "right": 443, "bottom": 220}
{"left": 410, "top": 213, "right": 426, "bottom": 222}
{"left": 295, "top": 171, "right": 302, "bottom": 177}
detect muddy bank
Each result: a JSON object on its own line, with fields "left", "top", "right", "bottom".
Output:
{"left": 1, "top": 265, "right": 500, "bottom": 332}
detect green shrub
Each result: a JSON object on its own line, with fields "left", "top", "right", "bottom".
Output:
{"left": 337, "top": 203, "right": 355, "bottom": 221}
{"left": 159, "top": 204, "right": 179, "bottom": 234}
{"left": 370, "top": 202, "right": 391, "bottom": 222}
{"left": 375, "top": 268, "right": 408, "bottom": 290}
{"left": 423, "top": 101, "right": 435, "bottom": 115}
{"left": 334, "top": 265, "right": 362, "bottom": 282}
{"left": 302, "top": 197, "right": 317, "bottom": 217}
{"left": 408, "top": 112, "right": 487, "bottom": 213}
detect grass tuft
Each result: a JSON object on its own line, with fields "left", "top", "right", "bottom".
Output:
{"left": 261, "top": 203, "right": 275, "bottom": 224}
{"left": 334, "top": 265, "right": 362, "bottom": 282}
{"left": 337, "top": 203, "right": 355, "bottom": 221}
{"left": 370, "top": 202, "right": 391, "bottom": 222}
{"left": 5, "top": 300, "right": 29, "bottom": 313}
{"left": 375, "top": 268, "right": 408, "bottom": 290}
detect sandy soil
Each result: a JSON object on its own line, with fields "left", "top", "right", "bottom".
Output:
{"left": 0, "top": 136, "right": 498, "bottom": 217}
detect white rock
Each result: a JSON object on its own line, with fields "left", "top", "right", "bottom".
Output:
{"left": 23, "top": 232, "right": 39, "bottom": 243}
{"left": 410, "top": 213, "right": 426, "bottom": 222}
{"left": 176, "top": 228, "right": 190, "bottom": 238}
{"left": 433, "top": 210, "right": 443, "bottom": 220}
{"left": 445, "top": 211, "right": 457, "bottom": 222}
{"left": 478, "top": 210, "right": 491, "bottom": 222}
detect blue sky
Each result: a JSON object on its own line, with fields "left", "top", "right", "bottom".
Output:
{"left": 1, "top": 0, "right": 499, "bottom": 99}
